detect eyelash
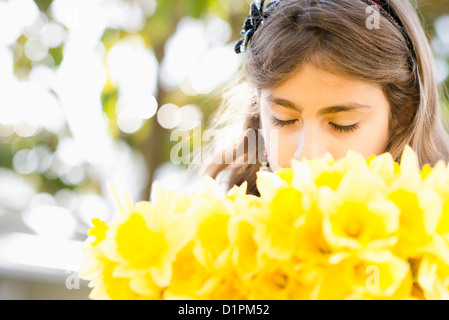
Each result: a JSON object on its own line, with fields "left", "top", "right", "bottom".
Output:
{"left": 328, "top": 122, "right": 359, "bottom": 133}
{"left": 271, "top": 116, "right": 359, "bottom": 133}
{"left": 271, "top": 117, "right": 298, "bottom": 127}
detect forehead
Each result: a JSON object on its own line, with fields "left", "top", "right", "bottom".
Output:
{"left": 261, "top": 63, "right": 388, "bottom": 111}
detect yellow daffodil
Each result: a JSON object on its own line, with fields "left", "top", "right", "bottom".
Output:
{"left": 245, "top": 259, "right": 321, "bottom": 299}
{"left": 192, "top": 196, "right": 233, "bottom": 269}
{"left": 163, "top": 241, "right": 214, "bottom": 299}
{"left": 315, "top": 251, "right": 412, "bottom": 300}
{"left": 275, "top": 167, "right": 294, "bottom": 185}
{"left": 388, "top": 188, "right": 442, "bottom": 259}
{"left": 367, "top": 152, "right": 396, "bottom": 184}
{"left": 228, "top": 217, "right": 262, "bottom": 279}
{"left": 199, "top": 272, "right": 249, "bottom": 300}
{"left": 417, "top": 255, "right": 449, "bottom": 300}
{"left": 320, "top": 187, "right": 399, "bottom": 251}
{"left": 80, "top": 146, "right": 449, "bottom": 300}
{"left": 98, "top": 184, "right": 197, "bottom": 288}
{"left": 391, "top": 145, "right": 422, "bottom": 193}
{"left": 87, "top": 218, "right": 108, "bottom": 247}
{"left": 253, "top": 186, "right": 306, "bottom": 260}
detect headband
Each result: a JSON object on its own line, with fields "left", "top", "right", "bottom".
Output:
{"left": 234, "top": 0, "right": 415, "bottom": 70}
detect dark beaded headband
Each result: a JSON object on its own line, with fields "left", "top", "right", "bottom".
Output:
{"left": 360, "top": 0, "right": 415, "bottom": 61}
{"left": 234, "top": 0, "right": 281, "bottom": 54}
{"left": 234, "top": 0, "right": 415, "bottom": 71}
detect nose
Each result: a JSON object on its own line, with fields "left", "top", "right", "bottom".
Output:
{"left": 294, "top": 122, "right": 328, "bottom": 161}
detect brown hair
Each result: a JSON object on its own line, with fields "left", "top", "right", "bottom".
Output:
{"left": 196, "top": 0, "right": 449, "bottom": 196}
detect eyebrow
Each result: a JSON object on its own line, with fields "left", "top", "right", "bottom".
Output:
{"left": 267, "top": 95, "right": 372, "bottom": 115}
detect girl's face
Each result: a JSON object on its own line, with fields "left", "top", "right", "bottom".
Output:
{"left": 260, "top": 63, "right": 391, "bottom": 170}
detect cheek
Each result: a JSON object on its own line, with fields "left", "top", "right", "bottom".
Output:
{"left": 358, "top": 105, "right": 391, "bottom": 156}
{"left": 365, "top": 119, "right": 390, "bottom": 155}
{"left": 342, "top": 116, "right": 390, "bottom": 158}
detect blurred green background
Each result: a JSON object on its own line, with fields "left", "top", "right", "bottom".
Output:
{"left": 0, "top": 0, "right": 447, "bottom": 299}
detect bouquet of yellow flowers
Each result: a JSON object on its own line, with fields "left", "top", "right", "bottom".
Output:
{"left": 79, "top": 146, "right": 449, "bottom": 300}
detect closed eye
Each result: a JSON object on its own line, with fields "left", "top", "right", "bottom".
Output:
{"left": 329, "top": 122, "right": 359, "bottom": 133}
{"left": 271, "top": 116, "right": 298, "bottom": 127}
